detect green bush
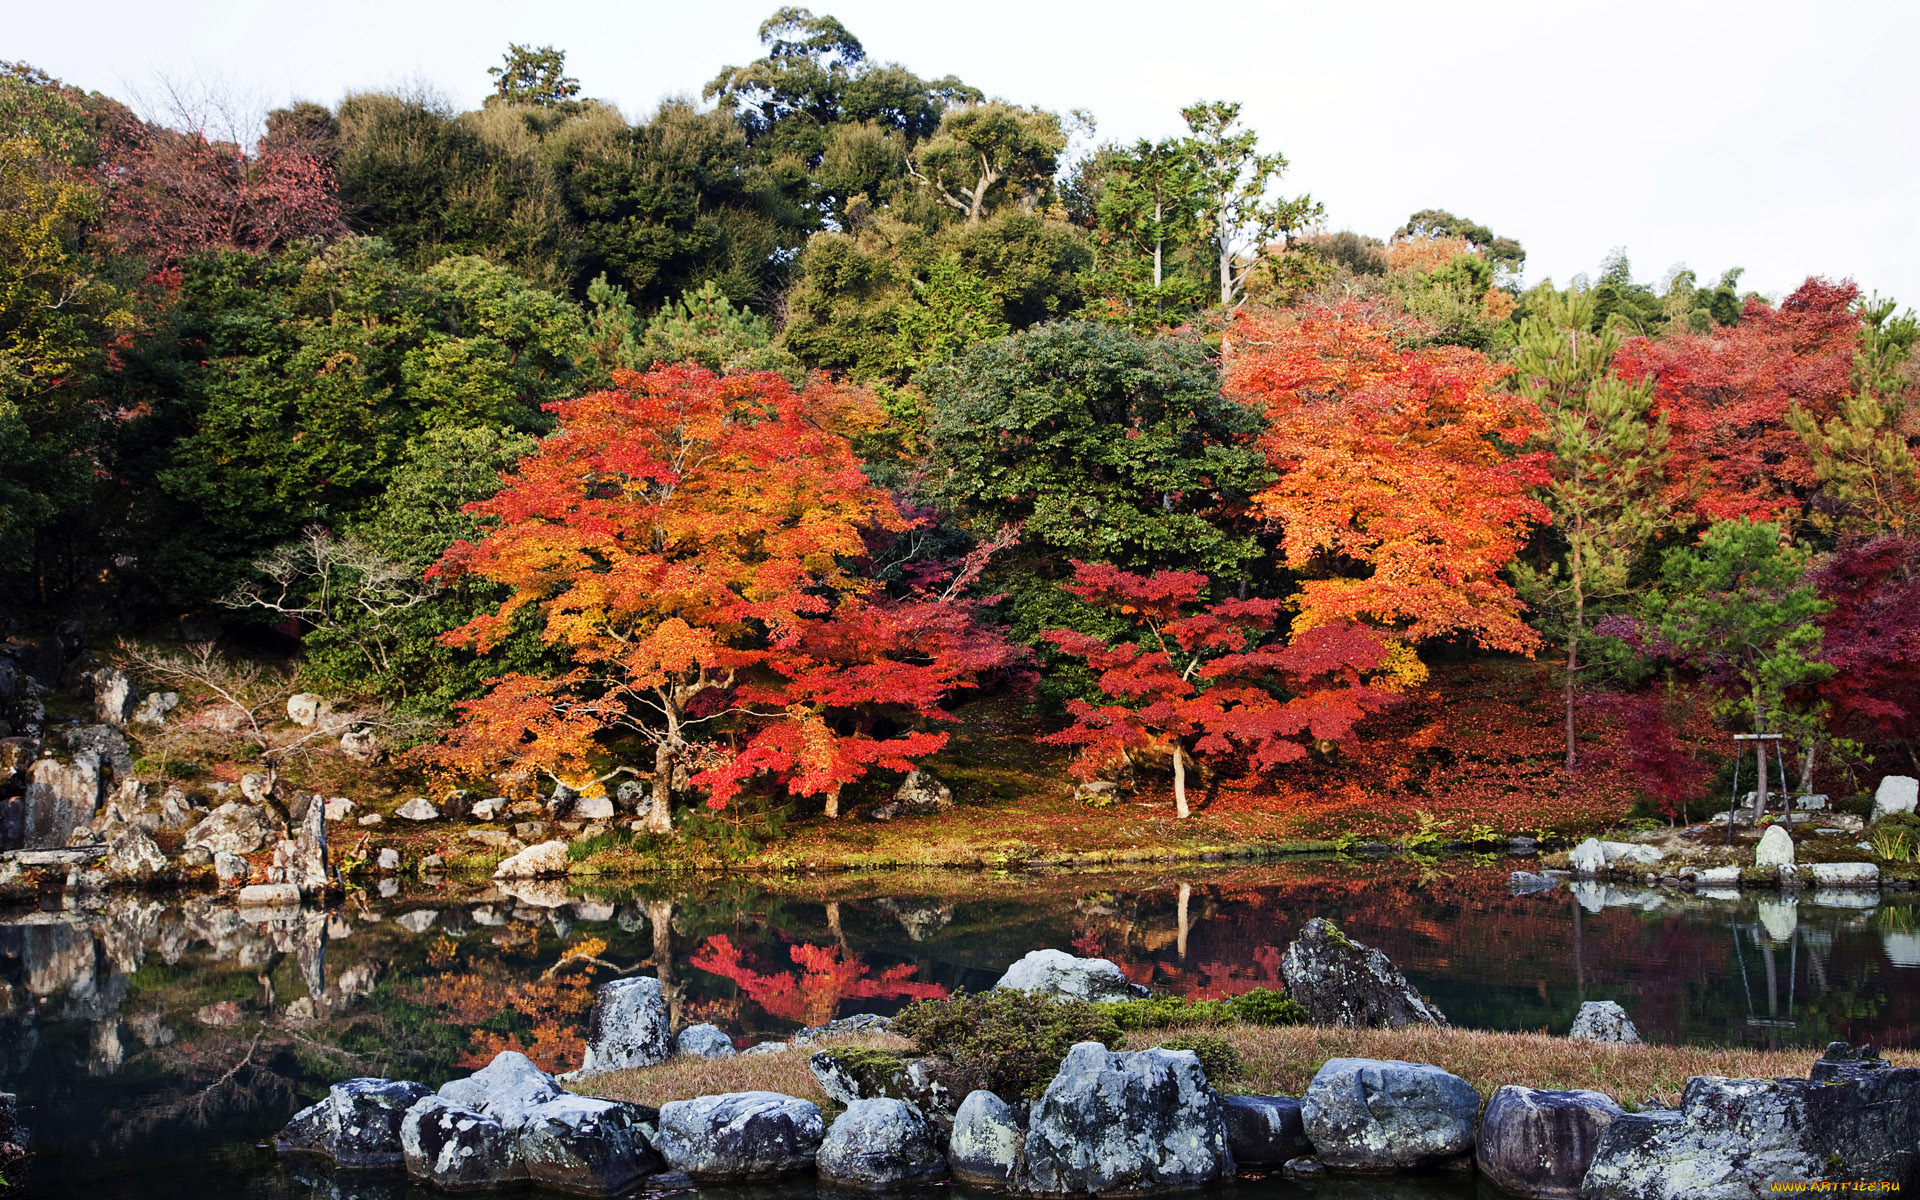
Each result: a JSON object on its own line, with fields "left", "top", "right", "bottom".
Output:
{"left": 1833, "top": 792, "right": 1874, "bottom": 817}
{"left": 891, "top": 989, "right": 1125, "bottom": 1098}
{"left": 1225, "top": 988, "right": 1306, "bottom": 1026}
{"left": 1151, "top": 1033, "right": 1242, "bottom": 1086}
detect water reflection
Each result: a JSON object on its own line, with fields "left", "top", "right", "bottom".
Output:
{"left": 0, "top": 860, "right": 1913, "bottom": 1198}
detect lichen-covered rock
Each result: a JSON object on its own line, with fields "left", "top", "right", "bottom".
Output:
{"left": 1300, "top": 1057, "right": 1479, "bottom": 1173}
{"left": 676, "top": 1023, "right": 736, "bottom": 1059}
{"left": 1477, "top": 1086, "right": 1624, "bottom": 1200}
{"left": 1872, "top": 775, "right": 1918, "bottom": 821}
{"left": 948, "top": 1089, "right": 1022, "bottom": 1188}
{"left": 1579, "top": 1051, "right": 1920, "bottom": 1198}
{"left": 494, "top": 839, "right": 570, "bottom": 879}
{"left": 1279, "top": 918, "right": 1447, "bottom": 1029}
{"left": 817, "top": 1098, "right": 948, "bottom": 1190}
{"left": 1, "top": 1090, "right": 27, "bottom": 1188}
{"left": 186, "top": 801, "right": 270, "bottom": 857}
{"left": 1808, "top": 862, "right": 1878, "bottom": 887}
{"left": 91, "top": 668, "right": 140, "bottom": 726}
{"left": 1568, "top": 1000, "right": 1640, "bottom": 1045}
{"left": 239, "top": 882, "right": 302, "bottom": 907}
{"left": 1023, "top": 1042, "right": 1233, "bottom": 1194}
{"left": 580, "top": 977, "right": 671, "bottom": 1073}
{"left": 810, "top": 1049, "right": 957, "bottom": 1129}
{"left": 276, "top": 1077, "right": 435, "bottom": 1169}
{"left": 654, "top": 1092, "right": 824, "bottom": 1180}
{"left": 893, "top": 769, "right": 954, "bottom": 813}
{"left": 1755, "top": 824, "right": 1795, "bottom": 869}
{"left": 292, "top": 796, "right": 332, "bottom": 893}
{"left": 131, "top": 691, "right": 178, "bottom": 727}
{"left": 1569, "top": 838, "right": 1607, "bottom": 876}
{"left": 518, "top": 1094, "right": 660, "bottom": 1195}
{"left": 437, "top": 1050, "right": 564, "bottom": 1130}
{"left": 102, "top": 824, "right": 167, "bottom": 883}
{"left": 340, "top": 727, "right": 382, "bottom": 765}
{"left": 793, "top": 1012, "right": 893, "bottom": 1044}
{"left": 22, "top": 753, "right": 102, "bottom": 849}
{"left": 994, "top": 948, "right": 1137, "bottom": 1003}
{"left": 1222, "top": 1095, "right": 1311, "bottom": 1168}
{"left": 401, "top": 1094, "right": 522, "bottom": 1191}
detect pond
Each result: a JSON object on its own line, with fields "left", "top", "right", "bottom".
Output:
{"left": 2, "top": 857, "right": 1913, "bottom": 1198}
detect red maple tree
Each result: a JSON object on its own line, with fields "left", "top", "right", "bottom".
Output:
{"left": 428, "top": 365, "right": 1013, "bottom": 828}
{"left": 688, "top": 935, "right": 947, "bottom": 1028}
{"left": 1041, "top": 560, "right": 1398, "bottom": 817}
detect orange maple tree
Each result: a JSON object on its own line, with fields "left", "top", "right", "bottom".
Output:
{"left": 1041, "top": 560, "right": 1398, "bottom": 817}
{"left": 427, "top": 365, "right": 1011, "bottom": 829}
{"left": 1225, "top": 305, "right": 1549, "bottom": 676}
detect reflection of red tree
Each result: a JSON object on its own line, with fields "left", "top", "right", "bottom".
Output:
{"left": 690, "top": 936, "right": 947, "bottom": 1028}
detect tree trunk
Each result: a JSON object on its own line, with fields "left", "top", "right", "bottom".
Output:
{"left": 1796, "top": 743, "right": 1817, "bottom": 797}
{"left": 1563, "top": 622, "right": 1579, "bottom": 773}
{"left": 646, "top": 737, "right": 674, "bottom": 834}
{"left": 823, "top": 785, "right": 840, "bottom": 820}
{"left": 1172, "top": 746, "right": 1190, "bottom": 819}
{"left": 1152, "top": 199, "right": 1164, "bottom": 292}
{"left": 1752, "top": 739, "right": 1770, "bottom": 824}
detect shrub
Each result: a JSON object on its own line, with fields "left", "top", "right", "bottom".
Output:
{"left": 1225, "top": 989, "right": 1307, "bottom": 1026}
{"left": 1102, "top": 996, "right": 1231, "bottom": 1030}
{"left": 1151, "top": 1033, "right": 1242, "bottom": 1086}
{"left": 1833, "top": 792, "right": 1874, "bottom": 817}
{"left": 891, "top": 989, "right": 1125, "bottom": 1098}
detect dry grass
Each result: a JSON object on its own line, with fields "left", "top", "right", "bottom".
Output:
{"left": 580, "top": 1032, "right": 907, "bottom": 1111}
{"left": 575, "top": 1025, "right": 1911, "bottom": 1114}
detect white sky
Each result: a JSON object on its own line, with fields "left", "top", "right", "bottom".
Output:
{"left": 13, "top": 0, "right": 1916, "bottom": 306}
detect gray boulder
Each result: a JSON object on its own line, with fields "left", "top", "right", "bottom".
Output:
{"left": 676, "top": 1023, "right": 737, "bottom": 1059}
{"left": 810, "top": 1048, "right": 957, "bottom": 1130}
{"left": 893, "top": 769, "right": 954, "bottom": 812}
{"left": 994, "top": 948, "right": 1137, "bottom": 1003}
{"left": 1280, "top": 918, "right": 1447, "bottom": 1029}
{"left": 91, "top": 668, "right": 139, "bottom": 725}
{"left": 394, "top": 796, "right": 439, "bottom": 822}
{"left": 1569, "top": 838, "right": 1607, "bottom": 876}
{"left": 818, "top": 1098, "right": 948, "bottom": 1190}
{"left": 437, "top": 1050, "right": 563, "bottom": 1130}
{"left": 654, "top": 1092, "right": 824, "bottom": 1180}
{"left": 213, "top": 850, "right": 248, "bottom": 883}
{"left": 1024, "top": 1042, "right": 1233, "bottom": 1194}
{"left": 948, "top": 1089, "right": 1023, "bottom": 1188}
{"left": 1569, "top": 1001, "right": 1640, "bottom": 1045}
{"left": 518, "top": 1094, "right": 660, "bottom": 1195}
{"left": 1872, "top": 775, "right": 1918, "bottom": 821}
{"left": 1755, "top": 824, "right": 1795, "bottom": 869}
{"left": 1511, "top": 870, "right": 1562, "bottom": 894}
{"left": 340, "top": 727, "right": 382, "bottom": 765}
{"left": 1477, "top": 1085, "right": 1624, "bottom": 1200}
{"left": 21, "top": 752, "right": 102, "bottom": 849}
{"left": 793, "top": 1012, "right": 893, "bottom": 1044}
{"left": 1222, "top": 1095, "right": 1311, "bottom": 1168}
{"left": 102, "top": 824, "right": 168, "bottom": 883}
{"left": 131, "top": 691, "right": 178, "bottom": 727}
{"left": 401, "top": 1095, "right": 523, "bottom": 1190}
{"left": 277, "top": 1077, "right": 435, "bottom": 1169}
{"left": 1580, "top": 1047, "right": 1920, "bottom": 1198}
{"left": 292, "top": 796, "right": 333, "bottom": 893}
{"left": 580, "top": 976, "right": 671, "bottom": 1073}
{"left": 1300, "top": 1057, "right": 1480, "bottom": 1172}
{"left": 186, "top": 801, "right": 270, "bottom": 857}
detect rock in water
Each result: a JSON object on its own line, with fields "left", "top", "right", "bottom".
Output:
{"left": 676, "top": 1024, "right": 737, "bottom": 1059}
{"left": 654, "top": 1092, "right": 824, "bottom": 1180}
{"left": 1872, "top": 775, "right": 1918, "bottom": 821}
{"left": 293, "top": 796, "right": 332, "bottom": 893}
{"left": 1568, "top": 1000, "right": 1641, "bottom": 1045}
{"left": 809, "top": 1049, "right": 956, "bottom": 1129}
{"left": 1476, "top": 1085, "right": 1624, "bottom": 1200}
{"left": 278, "top": 1077, "right": 435, "bottom": 1169}
{"left": 1023, "top": 1042, "right": 1233, "bottom": 1194}
{"left": 402, "top": 1095, "right": 522, "bottom": 1191}
{"left": 1222, "top": 1095, "right": 1312, "bottom": 1168}
{"left": 518, "top": 1094, "right": 659, "bottom": 1194}
{"left": 1280, "top": 918, "right": 1447, "bottom": 1029}
{"left": 1569, "top": 838, "right": 1607, "bottom": 876}
{"left": 1755, "top": 824, "right": 1795, "bottom": 869}
{"left": 1300, "top": 1057, "right": 1480, "bottom": 1172}
{"left": 1808, "top": 862, "right": 1878, "bottom": 887}
{"left": 494, "top": 840, "right": 570, "bottom": 879}
{"left": 994, "top": 948, "right": 1137, "bottom": 1003}
{"left": 817, "top": 1098, "right": 948, "bottom": 1190}
{"left": 1580, "top": 1055, "right": 1920, "bottom": 1199}
{"left": 947, "top": 1089, "right": 1023, "bottom": 1188}
{"left": 437, "top": 1051, "right": 564, "bottom": 1130}
{"left": 22, "top": 753, "right": 102, "bottom": 849}
{"left": 580, "top": 977, "right": 671, "bottom": 1073}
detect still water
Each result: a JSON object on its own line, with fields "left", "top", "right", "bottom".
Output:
{"left": 2, "top": 857, "right": 1912, "bottom": 1198}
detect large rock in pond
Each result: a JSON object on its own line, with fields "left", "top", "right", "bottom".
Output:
{"left": 1580, "top": 1050, "right": 1920, "bottom": 1198}
{"left": 810, "top": 1048, "right": 957, "bottom": 1128}
{"left": 1755, "top": 824, "right": 1795, "bottom": 869}
{"left": 1222, "top": 1095, "right": 1311, "bottom": 1168}
{"left": 102, "top": 824, "right": 168, "bottom": 883}
{"left": 437, "top": 1050, "right": 564, "bottom": 1130}
{"left": 1568, "top": 1000, "right": 1641, "bottom": 1045}
{"left": 1279, "top": 918, "right": 1447, "bottom": 1029}
{"left": 1023, "top": 1042, "right": 1233, "bottom": 1194}
{"left": 817, "top": 1098, "right": 948, "bottom": 1190}
{"left": 654, "top": 1092, "right": 824, "bottom": 1180}
{"left": 494, "top": 839, "right": 570, "bottom": 879}
{"left": 518, "top": 1094, "right": 660, "bottom": 1195}
{"left": 1477, "top": 1086, "right": 1625, "bottom": 1200}
{"left": 1300, "top": 1057, "right": 1480, "bottom": 1173}
{"left": 402, "top": 1095, "right": 523, "bottom": 1191}
{"left": 948, "top": 1089, "right": 1023, "bottom": 1188}
{"left": 994, "top": 948, "right": 1137, "bottom": 1003}
{"left": 580, "top": 977, "right": 671, "bottom": 1074}
{"left": 277, "top": 1077, "right": 435, "bottom": 1169}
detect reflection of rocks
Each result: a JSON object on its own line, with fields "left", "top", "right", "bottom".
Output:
{"left": 874, "top": 898, "right": 955, "bottom": 942}
{"left": 1757, "top": 897, "right": 1799, "bottom": 942}
{"left": 498, "top": 878, "right": 572, "bottom": 909}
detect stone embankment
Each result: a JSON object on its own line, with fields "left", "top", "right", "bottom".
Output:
{"left": 283, "top": 926, "right": 1919, "bottom": 1197}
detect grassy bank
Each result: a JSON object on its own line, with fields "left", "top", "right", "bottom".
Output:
{"left": 578, "top": 1024, "right": 1907, "bottom": 1113}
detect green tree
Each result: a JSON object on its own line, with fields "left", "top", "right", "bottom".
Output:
{"left": 921, "top": 321, "right": 1271, "bottom": 658}
{"left": 1394, "top": 208, "right": 1525, "bottom": 274}
{"left": 1178, "top": 101, "right": 1321, "bottom": 309}
{"left": 487, "top": 44, "right": 582, "bottom": 109}
{"left": 1787, "top": 293, "right": 1919, "bottom": 538}
{"left": 1079, "top": 138, "right": 1209, "bottom": 328}
{"left": 1508, "top": 288, "right": 1673, "bottom": 770}
{"left": 1645, "top": 520, "right": 1832, "bottom": 820}
{"left": 588, "top": 277, "right": 799, "bottom": 375}
{"left": 908, "top": 102, "right": 1064, "bottom": 225}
